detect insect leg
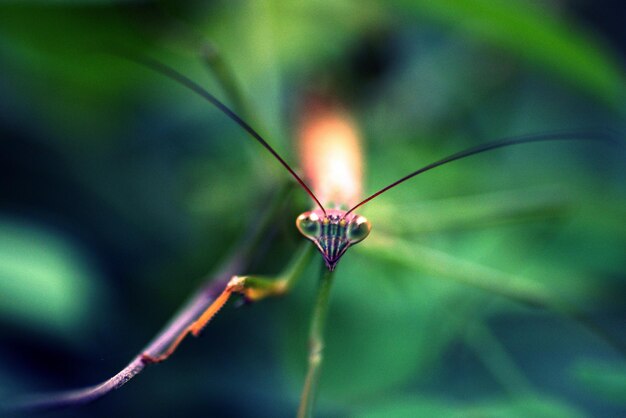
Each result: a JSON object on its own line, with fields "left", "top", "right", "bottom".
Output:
{"left": 142, "top": 243, "right": 314, "bottom": 363}
{"left": 141, "top": 275, "right": 246, "bottom": 364}
{"left": 241, "top": 243, "right": 315, "bottom": 302}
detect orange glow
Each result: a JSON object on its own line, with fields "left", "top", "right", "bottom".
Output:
{"left": 298, "top": 97, "right": 363, "bottom": 208}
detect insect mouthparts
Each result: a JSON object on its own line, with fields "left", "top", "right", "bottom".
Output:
{"left": 325, "top": 259, "right": 339, "bottom": 271}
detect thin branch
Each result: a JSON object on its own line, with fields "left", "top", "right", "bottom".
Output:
{"left": 297, "top": 266, "right": 335, "bottom": 418}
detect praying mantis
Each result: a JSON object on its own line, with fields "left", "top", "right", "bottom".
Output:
{"left": 126, "top": 57, "right": 619, "bottom": 418}
{"left": 2, "top": 5, "right": 625, "bottom": 416}
{"left": 7, "top": 48, "right": 622, "bottom": 417}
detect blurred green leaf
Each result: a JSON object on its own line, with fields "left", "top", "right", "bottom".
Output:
{"left": 360, "top": 233, "right": 556, "bottom": 308}
{"left": 370, "top": 186, "right": 571, "bottom": 235}
{"left": 5, "top": 1, "right": 141, "bottom": 3}
{"left": 393, "top": 0, "right": 626, "bottom": 107}
{"left": 0, "top": 1, "right": 623, "bottom": 416}
{"left": 357, "top": 395, "right": 586, "bottom": 418}
{"left": 356, "top": 397, "right": 458, "bottom": 418}
{"left": 467, "top": 395, "right": 587, "bottom": 418}
{"left": 574, "top": 360, "right": 626, "bottom": 405}
{"left": 0, "top": 218, "right": 101, "bottom": 337}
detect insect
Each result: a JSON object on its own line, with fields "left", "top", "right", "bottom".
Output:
{"left": 126, "top": 55, "right": 594, "bottom": 339}
{"left": 7, "top": 46, "right": 618, "bottom": 418}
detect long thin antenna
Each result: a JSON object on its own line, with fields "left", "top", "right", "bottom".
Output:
{"left": 345, "top": 131, "right": 617, "bottom": 216}
{"left": 119, "top": 52, "right": 327, "bottom": 215}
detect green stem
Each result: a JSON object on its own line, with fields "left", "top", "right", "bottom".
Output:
{"left": 200, "top": 42, "right": 250, "bottom": 119}
{"left": 297, "top": 266, "right": 335, "bottom": 418}
{"left": 238, "top": 181, "right": 295, "bottom": 262}
{"left": 465, "top": 322, "right": 532, "bottom": 394}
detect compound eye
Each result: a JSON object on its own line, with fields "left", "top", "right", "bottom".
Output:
{"left": 347, "top": 216, "right": 371, "bottom": 243}
{"left": 296, "top": 212, "right": 321, "bottom": 239}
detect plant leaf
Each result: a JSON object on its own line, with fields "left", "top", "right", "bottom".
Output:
{"left": 0, "top": 218, "right": 101, "bottom": 338}
{"left": 392, "top": 0, "right": 626, "bottom": 107}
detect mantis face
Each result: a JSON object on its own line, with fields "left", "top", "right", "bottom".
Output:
{"left": 296, "top": 209, "right": 371, "bottom": 271}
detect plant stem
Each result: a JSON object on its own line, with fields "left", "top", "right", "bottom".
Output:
{"left": 465, "top": 322, "right": 532, "bottom": 394}
{"left": 201, "top": 41, "right": 250, "bottom": 120}
{"left": 297, "top": 266, "right": 335, "bottom": 418}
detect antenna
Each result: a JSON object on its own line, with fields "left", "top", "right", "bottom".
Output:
{"left": 119, "top": 52, "right": 327, "bottom": 215}
{"left": 345, "top": 131, "right": 617, "bottom": 216}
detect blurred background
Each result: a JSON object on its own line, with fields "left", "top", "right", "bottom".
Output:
{"left": 1, "top": 1, "right": 625, "bottom": 417}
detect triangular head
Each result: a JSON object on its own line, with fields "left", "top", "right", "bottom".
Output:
{"left": 296, "top": 209, "right": 371, "bottom": 271}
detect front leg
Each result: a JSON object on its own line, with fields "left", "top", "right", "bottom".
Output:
{"left": 142, "top": 244, "right": 314, "bottom": 363}
{"left": 141, "top": 276, "right": 246, "bottom": 363}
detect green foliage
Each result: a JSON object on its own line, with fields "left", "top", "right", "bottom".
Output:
{"left": 0, "top": 219, "right": 101, "bottom": 338}
{"left": 393, "top": 0, "right": 626, "bottom": 108}
{"left": 574, "top": 361, "right": 626, "bottom": 405}
{"left": 0, "top": 1, "right": 624, "bottom": 417}
{"left": 357, "top": 395, "right": 586, "bottom": 418}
